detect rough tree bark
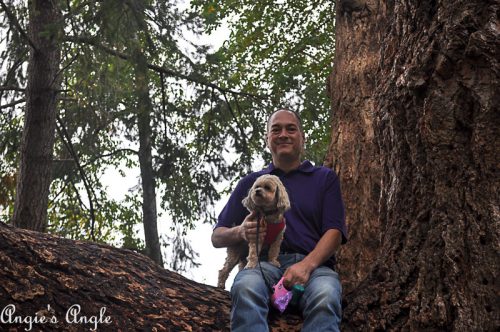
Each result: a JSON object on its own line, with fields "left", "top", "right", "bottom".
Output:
{"left": 11, "top": 0, "right": 62, "bottom": 232}
{"left": 0, "top": 222, "right": 302, "bottom": 331}
{"left": 326, "top": 0, "right": 499, "bottom": 330}
{"left": 325, "top": 0, "right": 383, "bottom": 294}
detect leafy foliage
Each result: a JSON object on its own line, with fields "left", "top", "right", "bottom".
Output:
{"left": 0, "top": 0, "right": 336, "bottom": 273}
{"left": 192, "top": 0, "right": 336, "bottom": 164}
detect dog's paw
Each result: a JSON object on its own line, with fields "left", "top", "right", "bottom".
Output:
{"left": 269, "top": 259, "right": 280, "bottom": 267}
{"left": 245, "top": 261, "right": 257, "bottom": 269}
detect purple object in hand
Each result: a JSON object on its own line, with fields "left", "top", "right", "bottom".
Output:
{"left": 271, "top": 277, "right": 293, "bottom": 313}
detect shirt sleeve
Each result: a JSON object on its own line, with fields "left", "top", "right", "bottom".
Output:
{"left": 322, "top": 170, "right": 348, "bottom": 244}
{"left": 214, "top": 175, "right": 254, "bottom": 229}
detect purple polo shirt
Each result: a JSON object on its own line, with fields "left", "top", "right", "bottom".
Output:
{"left": 215, "top": 160, "right": 347, "bottom": 268}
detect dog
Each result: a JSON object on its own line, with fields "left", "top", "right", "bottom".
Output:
{"left": 217, "top": 174, "right": 291, "bottom": 288}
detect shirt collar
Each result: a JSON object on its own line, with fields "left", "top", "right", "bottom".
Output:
{"left": 262, "top": 160, "right": 315, "bottom": 174}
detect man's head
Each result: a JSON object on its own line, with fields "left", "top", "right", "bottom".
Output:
{"left": 266, "top": 108, "right": 303, "bottom": 133}
{"left": 266, "top": 109, "right": 305, "bottom": 164}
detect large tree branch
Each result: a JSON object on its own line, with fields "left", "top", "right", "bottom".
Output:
{"left": 64, "top": 35, "right": 266, "bottom": 100}
{"left": 0, "top": 223, "right": 303, "bottom": 330}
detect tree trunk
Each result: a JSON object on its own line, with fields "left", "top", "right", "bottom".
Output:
{"left": 324, "top": 0, "right": 383, "bottom": 294}
{"left": 134, "top": 48, "right": 163, "bottom": 266}
{"left": 12, "top": 0, "right": 62, "bottom": 232}
{"left": 0, "top": 222, "right": 303, "bottom": 331}
{"left": 327, "top": 0, "right": 499, "bottom": 330}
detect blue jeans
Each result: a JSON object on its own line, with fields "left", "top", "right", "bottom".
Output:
{"left": 230, "top": 253, "right": 342, "bottom": 331}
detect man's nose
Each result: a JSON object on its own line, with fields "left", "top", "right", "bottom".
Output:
{"left": 278, "top": 128, "right": 289, "bottom": 138}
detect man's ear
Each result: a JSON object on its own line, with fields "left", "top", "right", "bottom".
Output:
{"left": 264, "top": 133, "right": 270, "bottom": 150}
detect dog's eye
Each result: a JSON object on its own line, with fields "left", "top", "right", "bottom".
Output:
{"left": 264, "top": 185, "right": 271, "bottom": 191}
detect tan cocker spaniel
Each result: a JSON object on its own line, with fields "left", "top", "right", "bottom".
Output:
{"left": 217, "top": 174, "right": 291, "bottom": 288}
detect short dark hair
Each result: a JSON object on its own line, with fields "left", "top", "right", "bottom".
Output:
{"left": 266, "top": 108, "right": 303, "bottom": 132}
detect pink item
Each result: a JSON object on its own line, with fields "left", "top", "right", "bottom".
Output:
{"left": 271, "top": 277, "right": 293, "bottom": 313}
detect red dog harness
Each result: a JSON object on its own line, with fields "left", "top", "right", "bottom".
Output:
{"left": 264, "top": 218, "right": 286, "bottom": 245}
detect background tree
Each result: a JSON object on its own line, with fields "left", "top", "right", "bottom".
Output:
{"left": 326, "top": 0, "right": 498, "bottom": 329}
{"left": 0, "top": 0, "right": 268, "bottom": 269}
{"left": 8, "top": 0, "right": 62, "bottom": 232}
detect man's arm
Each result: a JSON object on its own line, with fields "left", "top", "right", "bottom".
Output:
{"left": 211, "top": 225, "right": 245, "bottom": 248}
{"left": 212, "top": 211, "right": 266, "bottom": 248}
{"left": 282, "top": 170, "right": 347, "bottom": 287}
{"left": 283, "top": 229, "right": 342, "bottom": 288}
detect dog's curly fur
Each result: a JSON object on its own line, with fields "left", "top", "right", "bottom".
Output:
{"left": 217, "top": 174, "right": 291, "bottom": 288}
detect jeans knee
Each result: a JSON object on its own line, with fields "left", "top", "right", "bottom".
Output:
{"left": 231, "top": 270, "right": 269, "bottom": 303}
{"left": 302, "top": 271, "right": 342, "bottom": 320}
{"left": 308, "top": 286, "right": 341, "bottom": 312}
{"left": 230, "top": 269, "right": 271, "bottom": 331}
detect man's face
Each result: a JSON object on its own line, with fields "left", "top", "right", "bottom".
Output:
{"left": 266, "top": 110, "right": 304, "bottom": 162}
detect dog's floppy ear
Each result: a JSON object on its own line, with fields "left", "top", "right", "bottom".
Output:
{"left": 275, "top": 179, "right": 290, "bottom": 212}
{"left": 242, "top": 191, "right": 256, "bottom": 212}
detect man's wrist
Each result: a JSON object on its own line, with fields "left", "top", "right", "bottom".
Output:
{"left": 301, "top": 256, "right": 319, "bottom": 272}
{"left": 238, "top": 224, "right": 247, "bottom": 242}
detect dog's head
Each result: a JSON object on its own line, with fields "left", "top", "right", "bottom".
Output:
{"left": 242, "top": 174, "right": 290, "bottom": 215}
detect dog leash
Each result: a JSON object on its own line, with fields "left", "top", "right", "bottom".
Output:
{"left": 255, "top": 214, "right": 305, "bottom": 313}
{"left": 255, "top": 214, "right": 274, "bottom": 294}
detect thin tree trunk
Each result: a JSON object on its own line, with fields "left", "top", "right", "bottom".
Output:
{"left": 134, "top": 47, "right": 163, "bottom": 266}
{"left": 327, "top": 0, "right": 499, "bottom": 330}
{"left": 12, "top": 0, "right": 62, "bottom": 232}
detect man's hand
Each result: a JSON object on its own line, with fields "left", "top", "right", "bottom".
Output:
{"left": 240, "top": 211, "right": 267, "bottom": 243}
{"left": 282, "top": 260, "right": 315, "bottom": 289}
{"left": 282, "top": 229, "right": 342, "bottom": 288}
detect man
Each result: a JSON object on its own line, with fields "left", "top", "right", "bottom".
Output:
{"left": 212, "top": 109, "right": 347, "bottom": 331}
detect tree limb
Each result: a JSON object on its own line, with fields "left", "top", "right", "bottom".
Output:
{"left": 0, "top": 98, "right": 25, "bottom": 110}
{"left": 0, "top": 222, "right": 303, "bottom": 330}
{"left": 55, "top": 116, "right": 98, "bottom": 242}
{"left": 0, "top": 85, "right": 25, "bottom": 92}
{"left": 222, "top": 92, "right": 250, "bottom": 150}
{"left": 64, "top": 35, "right": 266, "bottom": 100}
{"left": 81, "top": 148, "right": 139, "bottom": 168}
